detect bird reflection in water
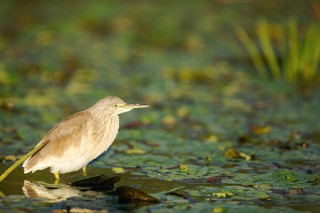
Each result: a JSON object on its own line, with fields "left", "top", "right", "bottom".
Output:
{"left": 22, "top": 180, "right": 81, "bottom": 202}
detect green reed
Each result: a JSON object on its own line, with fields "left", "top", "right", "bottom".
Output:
{"left": 236, "top": 19, "right": 320, "bottom": 84}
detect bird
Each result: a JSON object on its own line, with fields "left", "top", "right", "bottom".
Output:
{"left": 22, "top": 96, "right": 149, "bottom": 180}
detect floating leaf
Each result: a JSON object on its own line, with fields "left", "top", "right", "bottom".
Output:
{"left": 180, "top": 165, "right": 189, "bottom": 172}
{"left": 116, "top": 186, "right": 160, "bottom": 204}
{"left": 206, "top": 135, "right": 219, "bottom": 143}
{"left": 0, "top": 155, "right": 20, "bottom": 162}
{"left": 177, "top": 107, "right": 189, "bottom": 118}
{"left": 271, "top": 169, "right": 297, "bottom": 183}
{"left": 125, "top": 149, "right": 146, "bottom": 155}
{"left": 224, "top": 148, "right": 240, "bottom": 158}
{"left": 161, "top": 115, "right": 176, "bottom": 126}
{"left": 212, "top": 191, "right": 234, "bottom": 198}
{"left": 212, "top": 206, "right": 228, "bottom": 213}
{"left": 256, "top": 191, "right": 270, "bottom": 199}
{"left": 251, "top": 125, "right": 272, "bottom": 135}
{"left": 112, "top": 167, "right": 126, "bottom": 173}
{"left": 239, "top": 152, "right": 253, "bottom": 161}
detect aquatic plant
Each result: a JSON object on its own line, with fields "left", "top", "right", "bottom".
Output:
{"left": 236, "top": 19, "right": 320, "bottom": 84}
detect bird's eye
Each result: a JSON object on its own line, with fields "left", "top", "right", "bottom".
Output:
{"left": 114, "top": 104, "right": 118, "bottom": 107}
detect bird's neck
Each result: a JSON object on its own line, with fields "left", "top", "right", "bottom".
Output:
{"left": 87, "top": 106, "right": 117, "bottom": 119}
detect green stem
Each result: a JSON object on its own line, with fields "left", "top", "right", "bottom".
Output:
{"left": 0, "top": 140, "right": 49, "bottom": 183}
{"left": 287, "top": 19, "right": 298, "bottom": 82}
{"left": 257, "top": 19, "right": 281, "bottom": 78}
{"left": 236, "top": 27, "right": 266, "bottom": 77}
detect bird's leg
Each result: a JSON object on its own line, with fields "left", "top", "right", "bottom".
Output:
{"left": 54, "top": 172, "right": 60, "bottom": 180}
{"left": 82, "top": 167, "right": 87, "bottom": 177}
{"left": 54, "top": 173, "right": 60, "bottom": 184}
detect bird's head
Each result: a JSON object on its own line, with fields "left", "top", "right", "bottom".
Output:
{"left": 90, "top": 96, "right": 149, "bottom": 116}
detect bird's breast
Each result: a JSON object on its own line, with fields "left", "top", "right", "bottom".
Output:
{"left": 99, "top": 116, "right": 120, "bottom": 150}
{"left": 86, "top": 115, "right": 120, "bottom": 157}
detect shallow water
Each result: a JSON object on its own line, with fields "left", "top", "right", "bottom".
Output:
{"left": 0, "top": 165, "right": 189, "bottom": 196}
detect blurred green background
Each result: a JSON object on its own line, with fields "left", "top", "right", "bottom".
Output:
{"left": 0, "top": 0, "right": 320, "bottom": 212}
{"left": 0, "top": 0, "right": 317, "bottom": 107}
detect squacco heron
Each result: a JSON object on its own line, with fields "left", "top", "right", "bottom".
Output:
{"left": 22, "top": 96, "right": 148, "bottom": 180}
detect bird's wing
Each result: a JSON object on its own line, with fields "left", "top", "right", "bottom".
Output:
{"left": 23, "top": 111, "right": 95, "bottom": 173}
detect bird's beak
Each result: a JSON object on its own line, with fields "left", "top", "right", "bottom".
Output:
{"left": 123, "top": 103, "right": 149, "bottom": 109}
